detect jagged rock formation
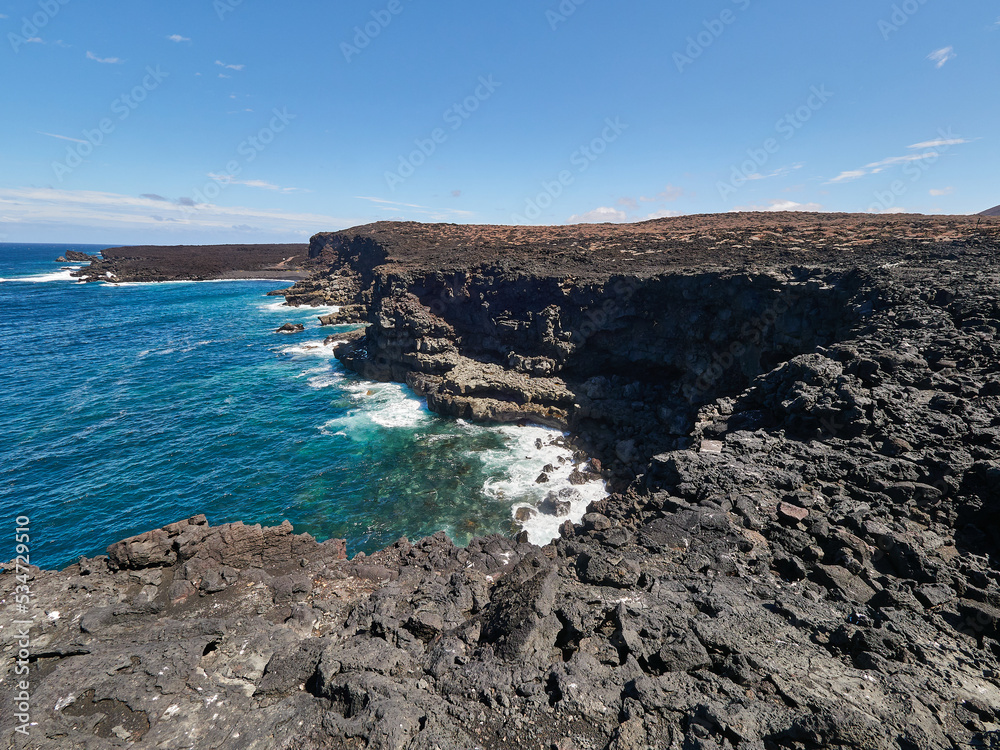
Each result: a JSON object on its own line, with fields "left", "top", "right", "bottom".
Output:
{"left": 55, "top": 251, "right": 100, "bottom": 263}
{"left": 7, "top": 212, "right": 1000, "bottom": 749}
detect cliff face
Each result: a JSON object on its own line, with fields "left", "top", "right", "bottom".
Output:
{"left": 7, "top": 213, "right": 1000, "bottom": 749}
{"left": 335, "top": 268, "right": 871, "bottom": 484}
{"left": 295, "top": 214, "right": 991, "bottom": 485}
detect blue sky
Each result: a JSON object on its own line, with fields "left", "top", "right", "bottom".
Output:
{"left": 1, "top": 0, "right": 997, "bottom": 244}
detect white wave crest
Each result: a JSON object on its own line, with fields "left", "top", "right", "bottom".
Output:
{"left": 278, "top": 339, "right": 341, "bottom": 357}
{"left": 0, "top": 267, "right": 82, "bottom": 283}
{"left": 480, "top": 425, "right": 608, "bottom": 546}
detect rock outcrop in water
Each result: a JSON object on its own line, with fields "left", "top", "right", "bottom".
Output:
{"left": 8, "top": 212, "right": 1000, "bottom": 749}
{"left": 55, "top": 251, "right": 100, "bottom": 263}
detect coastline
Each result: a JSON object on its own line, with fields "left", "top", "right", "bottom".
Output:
{"left": 5, "top": 213, "right": 1000, "bottom": 748}
{"left": 71, "top": 242, "right": 312, "bottom": 284}
{"left": 9, "top": 250, "right": 607, "bottom": 564}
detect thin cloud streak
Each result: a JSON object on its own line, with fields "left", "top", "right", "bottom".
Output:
{"left": 0, "top": 187, "right": 354, "bottom": 235}
{"left": 824, "top": 136, "right": 970, "bottom": 185}
{"left": 38, "top": 132, "right": 88, "bottom": 144}
{"left": 205, "top": 174, "right": 304, "bottom": 193}
{"left": 86, "top": 51, "right": 124, "bottom": 64}
{"left": 928, "top": 46, "right": 956, "bottom": 68}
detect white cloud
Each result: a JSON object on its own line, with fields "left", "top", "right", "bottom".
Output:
{"left": 356, "top": 196, "right": 429, "bottom": 209}
{"left": 640, "top": 185, "right": 685, "bottom": 202}
{"left": 38, "top": 131, "right": 88, "bottom": 144}
{"left": 567, "top": 207, "right": 629, "bottom": 224}
{"left": 732, "top": 200, "right": 823, "bottom": 213}
{"left": 0, "top": 187, "right": 352, "bottom": 236}
{"left": 928, "top": 46, "right": 955, "bottom": 68}
{"left": 826, "top": 170, "right": 867, "bottom": 184}
{"left": 864, "top": 152, "right": 939, "bottom": 173}
{"left": 870, "top": 206, "right": 908, "bottom": 214}
{"left": 645, "top": 209, "right": 682, "bottom": 220}
{"left": 354, "top": 196, "right": 474, "bottom": 220}
{"left": 86, "top": 51, "right": 123, "bottom": 64}
{"left": 908, "top": 137, "right": 971, "bottom": 149}
{"left": 205, "top": 174, "right": 303, "bottom": 193}
{"left": 617, "top": 186, "right": 686, "bottom": 216}
{"left": 929, "top": 187, "right": 954, "bottom": 196}
{"left": 745, "top": 164, "right": 804, "bottom": 182}
{"left": 167, "top": 34, "right": 191, "bottom": 43}
{"left": 215, "top": 60, "right": 245, "bottom": 71}
{"left": 825, "top": 140, "right": 960, "bottom": 185}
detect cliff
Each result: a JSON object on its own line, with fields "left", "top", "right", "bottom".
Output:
{"left": 6, "top": 212, "right": 1000, "bottom": 749}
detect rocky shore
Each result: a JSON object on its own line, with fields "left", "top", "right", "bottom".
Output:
{"left": 70, "top": 243, "right": 310, "bottom": 283}
{"left": 6, "top": 212, "right": 1000, "bottom": 749}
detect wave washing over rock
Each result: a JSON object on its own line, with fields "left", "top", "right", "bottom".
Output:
{"left": 4, "top": 212, "right": 1000, "bottom": 749}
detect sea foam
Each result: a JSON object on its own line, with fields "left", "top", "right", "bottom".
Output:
{"left": 0, "top": 267, "right": 83, "bottom": 283}
{"left": 260, "top": 300, "right": 342, "bottom": 317}
{"left": 279, "top": 339, "right": 342, "bottom": 357}
{"left": 481, "top": 425, "right": 607, "bottom": 546}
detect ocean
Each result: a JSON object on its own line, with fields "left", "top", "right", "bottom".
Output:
{"left": 0, "top": 243, "right": 605, "bottom": 569}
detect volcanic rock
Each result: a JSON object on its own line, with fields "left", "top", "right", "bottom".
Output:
{"left": 8, "top": 212, "right": 1000, "bottom": 749}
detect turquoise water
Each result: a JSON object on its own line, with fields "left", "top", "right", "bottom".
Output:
{"left": 0, "top": 244, "right": 604, "bottom": 569}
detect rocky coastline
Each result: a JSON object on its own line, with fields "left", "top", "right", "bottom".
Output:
{"left": 69, "top": 243, "right": 311, "bottom": 283}
{"left": 5, "top": 212, "right": 1000, "bottom": 749}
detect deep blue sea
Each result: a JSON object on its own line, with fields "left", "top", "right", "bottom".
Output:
{"left": 0, "top": 244, "right": 604, "bottom": 569}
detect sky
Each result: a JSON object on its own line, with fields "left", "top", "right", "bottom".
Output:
{"left": 1, "top": 0, "right": 997, "bottom": 244}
